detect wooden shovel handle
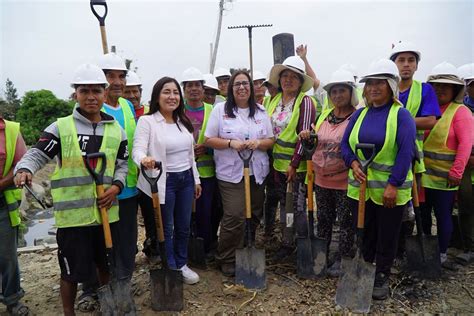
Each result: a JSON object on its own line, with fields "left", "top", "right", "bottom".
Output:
{"left": 244, "top": 168, "right": 251, "bottom": 219}
{"left": 306, "top": 160, "right": 314, "bottom": 212}
{"left": 152, "top": 193, "right": 165, "bottom": 243}
{"left": 98, "top": 184, "right": 113, "bottom": 249}
{"left": 100, "top": 25, "right": 109, "bottom": 54}
{"left": 357, "top": 180, "right": 367, "bottom": 229}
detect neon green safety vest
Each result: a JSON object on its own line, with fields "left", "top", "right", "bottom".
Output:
{"left": 263, "top": 95, "right": 271, "bottom": 111}
{"left": 404, "top": 80, "right": 425, "bottom": 173}
{"left": 422, "top": 102, "right": 464, "bottom": 191}
{"left": 144, "top": 105, "right": 150, "bottom": 114}
{"left": 2, "top": 120, "right": 22, "bottom": 227}
{"left": 102, "top": 98, "right": 138, "bottom": 188}
{"left": 50, "top": 115, "right": 121, "bottom": 228}
{"left": 267, "top": 92, "right": 317, "bottom": 173}
{"left": 347, "top": 104, "right": 413, "bottom": 206}
{"left": 314, "top": 108, "right": 334, "bottom": 132}
{"left": 196, "top": 103, "right": 215, "bottom": 178}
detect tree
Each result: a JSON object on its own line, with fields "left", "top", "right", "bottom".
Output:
{"left": 16, "top": 90, "right": 75, "bottom": 144}
{"left": 0, "top": 79, "right": 21, "bottom": 120}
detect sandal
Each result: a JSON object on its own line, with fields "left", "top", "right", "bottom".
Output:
{"left": 76, "top": 293, "right": 99, "bottom": 313}
{"left": 7, "top": 302, "right": 30, "bottom": 316}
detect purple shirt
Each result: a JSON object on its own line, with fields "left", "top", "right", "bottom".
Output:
{"left": 341, "top": 103, "right": 416, "bottom": 187}
{"left": 398, "top": 82, "right": 441, "bottom": 118}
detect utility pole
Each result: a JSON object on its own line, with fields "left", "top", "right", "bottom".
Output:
{"left": 228, "top": 24, "right": 272, "bottom": 79}
{"left": 209, "top": 0, "right": 231, "bottom": 73}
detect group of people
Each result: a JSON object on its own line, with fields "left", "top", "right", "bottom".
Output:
{"left": 1, "top": 41, "right": 473, "bottom": 315}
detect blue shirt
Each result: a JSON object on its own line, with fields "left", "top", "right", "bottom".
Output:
{"left": 341, "top": 103, "right": 416, "bottom": 187}
{"left": 398, "top": 82, "right": 441, "bottom": 118}
{"left": 103, "top": 100, "right": 138, "bottom": 199}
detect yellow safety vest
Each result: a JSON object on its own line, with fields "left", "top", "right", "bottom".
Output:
{"left": 102, "top": 98, "right": 138, "bottom": 188}
{"left": 50, "top": 115, "right": 121, "bottom": 228}
{"left": 404, "top": 80, "right": 425, "bottom": 173}
{"left": 267, "top": 92, "right": 316, "bottom": 173}
{"left": 196, "top": 103, "right": 215, "bottom": 178}
{"left": 2, "top": 120, "right": 22, "bottom": 227}
{"left": 347, "top": 104, "right": 413, "bottom": 205}
{"left": 422, "top": 102, "right": 464, "bottom": 191}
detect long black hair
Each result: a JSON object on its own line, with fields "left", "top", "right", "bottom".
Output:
{"left": 224, "top": 70, "right": 261, "bottom": 119}
{"left": 148, "top": 76, "right": 193, "bottom": 134}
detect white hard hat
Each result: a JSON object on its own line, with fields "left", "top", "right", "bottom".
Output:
{"left": 98, "top": 53, "right": 127, "bottom": 71}
{"left": 427, "top": 61, "right": 463, "bottom": 84}
{"left": 458, "top": 63, "right": 474, "bottom": 81}
{"left": 203, "top": 74, "right": 219, "bottom": 91}
{"left": 70, "top": 63, "right": 108, "bottom": 88}
{"left": 360, "top": 59, "right": 400, "bottom": 83}
{"left": 323, "top": 69, "right": 359, "bottom": 107}
{"left": 125, "top": 71, "right": 142, "bottom": 86}
{"left": 181, "top": 67, "right": 205, "bottom": 85}
{"left": 268, "top": 56, "right": 314, "bottom": 92}
{"left": 214, "top": 67, "right": 231, "bottom": 78}
{"left": 390, "top": 41, "right": 421, "bottom": 62}
{"left": 252, "top": 70, "right": 266, "bottom": 81}
{"left": 339, "top": 64, "right": 359, "bottom": 78}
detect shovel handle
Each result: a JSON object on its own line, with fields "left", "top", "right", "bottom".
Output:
{"left": 99, "top": 25, "right": 109, "bottom": 54}
{"left": 151, "top": 192, "right": 165, "bottom": 243}
{"left": 90, "top": 0, "right": 108, "bottom": 26}
{"left": 85, "top": 152, "right": 107, "bottom": 185}
{"left": 244, "top": 167, "right": 252, "bottom": 219}
{"left": 140, "top": 161, "right": 163, "bottom": 194}
{"left": 412, "top": 173, "right": 420, "bottom": 208}
{"left": 306, "top": 160, "right": 314, "bottom": 212}
{"left": 355, "top": 143, "right": 376, "bottom": 173}
{"left": 357, "top": 180, "right": 367, "bottom": 229}
{"left": 97, "top": 184, "right": 113, "bottom": 249}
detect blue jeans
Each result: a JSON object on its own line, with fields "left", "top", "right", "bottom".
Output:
{"left": 162, "top": 169, "right": 194, "bottom": 269}
{"left": 0, "top": 196, "right": 24, "bottom": 306}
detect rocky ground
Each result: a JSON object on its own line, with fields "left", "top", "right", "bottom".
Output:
{"left": 1, "top": 163, "right": 473, "bottom": 315}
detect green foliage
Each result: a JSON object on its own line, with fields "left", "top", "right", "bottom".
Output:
{"left": 0, "top": 79, "right": 21, "bottom": 120}
{"left": 16, "top": 90, "right": 75, "bottom": 145}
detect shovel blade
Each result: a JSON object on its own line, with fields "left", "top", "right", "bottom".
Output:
{"left": 235, "top": 247, "right": 266, "bottom": 290}
{"left": 335, "top": 254, "right": 375, "bottom": 313}
{"left": 110, "top": 278, "right": 136, "bottom": 315}
{"left": 188, "top": 236, "right": 207, "bottom": 269}
{"left": 150, "top": 268, "right": 184, "bottom": 311}
{"left": 97, "top": 284, "right": 117, "bottom": 316}
{"left": 311, "top": 237, "right": 327, "bottom": 277}
{"left": 297, "top": 238, "right": 315, "bottom": 279}
{"left": 406, "top": 235, "right": 441, "bottom": 279}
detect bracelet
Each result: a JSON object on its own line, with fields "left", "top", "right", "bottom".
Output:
{"left": 228, "top": 139, "right": 232, "bottom": 148}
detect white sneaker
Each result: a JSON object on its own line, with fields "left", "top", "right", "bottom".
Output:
{"left": 180, "top": 264, "right": 199, "bottom": 284}
{"left": 440, "top": 253, "right": 448, "bottom": 264}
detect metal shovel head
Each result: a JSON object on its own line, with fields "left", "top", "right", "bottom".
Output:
{"left": 235, "top": 246, "right": 266, "bottom": 290}
{"left": 111, "top": 278, "right": 136, "bottom": 315}
{"left": 406, "top": 234, "right": 442, "bottom": 279}
{"left": 150, "top": 267, "right": 184, "bottom": 311}
{"left": 311, "top": 237, "right": 328, "bottom": 277}
{"left": 335, "top": 252, "right": 375, "bottom": 313}
{"left": 297, "top": 237, "right": 315, "bottom": 279}
{"left": 188, "top": 236, "right": 207, "bottom": 269}
{"left": 97, "top": 284, "right": 117, "bottom": 316}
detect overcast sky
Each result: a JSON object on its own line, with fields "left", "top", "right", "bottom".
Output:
{"left": 1, "top": 0, "right": 473, "bottom": 101}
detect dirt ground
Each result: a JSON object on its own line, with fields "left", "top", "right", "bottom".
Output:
{"left": 1, "top": 164, "right": 474, "bottom": 315}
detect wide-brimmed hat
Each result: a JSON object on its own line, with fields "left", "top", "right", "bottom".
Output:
{"left": 268, "top": 56, "right": 314, "bottom": 92}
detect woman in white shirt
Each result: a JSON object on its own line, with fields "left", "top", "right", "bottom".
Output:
{"left": 133, "top": 77, "right": 202, "bottom": 284}
{"left": 205, "top": 70, "right": 275, "bottom": 277}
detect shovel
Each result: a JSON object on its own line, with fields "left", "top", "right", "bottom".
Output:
{"left": 282, "top": 182, "right": 294, "bottom": 247}
{"left": 335, "top": 143, "right": 376, "bottom": 313}
{"left": 85, "top": 152, "right": 136, "bottom": 316}
{"left": 188, "top": 198, "right": 207, "bottom": 269}
{"left": 406, "top": 164, "right": 441, "bottom": 278}
{"left": 90, "top": 0, "right": 109, "bottom": 54}
{"left": 235, "top": 149, "right": 266, "bottom": 290}
{"left": 141, "top": 162, "right": 183, "bottom": 312}
{"left": 24, "top": 184, "right": 47, "bottom": 210}
{"left": 297, "top": 133, "right": 327, "bottom": 278}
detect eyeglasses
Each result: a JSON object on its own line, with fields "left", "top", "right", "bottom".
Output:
{"left": 233, "top": 81, "right": 250, "bottom": 88}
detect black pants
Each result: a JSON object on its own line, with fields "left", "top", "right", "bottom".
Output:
{"left": 350, "top": 199, "right": 404, "bottom": 274}
{"left": 138, "top": 190, "right": 159, "bottom": 257}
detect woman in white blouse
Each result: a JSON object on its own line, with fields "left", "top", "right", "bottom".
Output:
{"left": 205, "top": 70, "right": 275, "bottom": 277}
{"left": 133, "top": 77, "right": 202, "bottom": 284}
